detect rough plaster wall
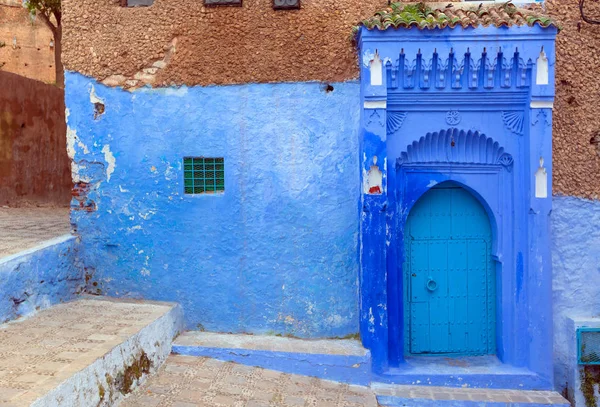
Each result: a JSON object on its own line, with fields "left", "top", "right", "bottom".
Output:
{"left": 546, "top": 0, "right": 600, "bottom": 199}
{"left": 61, "top": 0, "right": 384, "bottom": 87}
{"left": 65, "top": 72, "right": 361, "bottom": 337}
{"left": 0, "top": 236, "right": 83, "bottom": 324}
{"left": 61, "top": 0, "right": 600, "bottom": 199}
{"left": 552, "top": 196, "right": 600, "bottom": 393}
{"left": 0, "top": 71, "right": 71, "bottom": 207}
{"left": 0, "top": 4, "right": 55, "bottom": 83}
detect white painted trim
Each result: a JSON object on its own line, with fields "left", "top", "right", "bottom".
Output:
{"left": 364, "top": 100, "right": 386, "bottom": 109}
{"left": 530, "top": 101, "right": 554, "bottom": 109}
{"left": 536, "top": 49, "right": 549, "bottom": 85}
{"left": 370, "top": 53, "right": 383, "bottom": 87}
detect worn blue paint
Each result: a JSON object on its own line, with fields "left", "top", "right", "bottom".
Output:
{"left": 405, "top": 186, "right": 495, "bottom": 356}
{"left": 373, "top": 355, "right": 550, "bottom": 390}
{"left": 358, "top": 24, "right": 557, "bottom": 388}
{"left": 377, "top": 396, "right": 570, "bottom": 407}
{"left": 0, "top": 235, "right": 83, "bottom": 323}
{"left": 64, "top": 72, "right": 361, "bottom": 338}
{"left": 552, "top": 196, "right": 600, "bottom": 396}
{"left": 172, "top": 345, "right": 371, "bottom": 385}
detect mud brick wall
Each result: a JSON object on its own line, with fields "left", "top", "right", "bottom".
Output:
{"left": 0, "top": 4, "right": 56, "bottom": 83}
{"left": 0, "top": 71, "right": 71, "bottom": 206}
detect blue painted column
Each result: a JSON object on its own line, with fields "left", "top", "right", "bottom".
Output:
{"left": 359, "top": 50, "right": 389, "bottom": 372}
{"left": 526, "top": 38, "right": 556, "bottom": 385}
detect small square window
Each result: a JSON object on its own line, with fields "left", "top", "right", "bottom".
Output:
{"left": 184, "top": 157, "right": 224, "bottom": 194}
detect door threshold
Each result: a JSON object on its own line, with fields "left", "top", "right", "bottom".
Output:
{"left": 374, "top": 355, "right": 551, "bottom": 390}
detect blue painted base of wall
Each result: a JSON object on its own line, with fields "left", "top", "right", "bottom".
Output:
{"left": 0, "top": 235, "right": 83, "bottom": 323}
{"left": 172, "top": 345, "right": 371, "bottom": 386}
{"left": 377, "top": 396, "right": 570, "bottom": 407}
{"left": 172, "top": 343, "right": 552, "bottom": 390}
{"left": 373, "top": 356, "right": 551, "bottom": 390}
{"left": 374, "top": 372, "right": 550, "bottom": 391}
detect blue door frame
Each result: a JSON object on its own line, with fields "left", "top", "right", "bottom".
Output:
{"left": 357, "top": 25, "right": 557, "bottom": 388}
{"left": 388, "top": 160, "right": 509, "bottom": 367}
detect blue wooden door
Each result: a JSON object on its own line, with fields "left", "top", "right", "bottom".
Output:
{"left": 404, "top": 186, "right": 495, "bottom": 356}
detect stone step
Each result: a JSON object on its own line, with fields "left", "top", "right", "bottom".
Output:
{"left": 172, "top": 331, "right": 371, "bottom": 385}
{"left": 0, "top": 297, "right": 183, "bottom": 407}
{"left": 375, "top": 355, "right": 551, "bottom": 390}
{"left": 373, "top": 383, "right": 571, "bottom": 407}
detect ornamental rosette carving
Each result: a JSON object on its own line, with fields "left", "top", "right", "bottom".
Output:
{"left": 445, "top": 111, "right": 461, "bottom": 126}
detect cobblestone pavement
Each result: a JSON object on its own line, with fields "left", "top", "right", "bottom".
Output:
{"left": 0, "top": 207, "right": 70, "bottom": 258}
{"left": 121, "top": 355, "right": 379, "bottom": 407}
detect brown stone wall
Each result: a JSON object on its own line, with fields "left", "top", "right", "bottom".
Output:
{"left": 0, "top": 4, "right": 55, "bottom": 83}
{"left": 0, "top": 71, "right": 71, "bottom": 207}
{"left": 61, "top": 0, "right": 600, "bottom": 199}
{"left": 546, "top": 0, "right": 600, "bottom": 199}
{"left": 61, "top": 0, "right": 385, "bottom": 87}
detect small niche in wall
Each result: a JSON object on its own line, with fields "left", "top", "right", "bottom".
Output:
{"left": 123, "top": 0, "right": 154, "bottom": 6}
{"left": 184, "top": 157, "right": 224, "bottom": 194}
{"left": 204, "top": 0, "right": 242, "bottom": 6}
{"left": 535, "top": 157, "right": 548, "bottom": 198}
{"left": 273, "top": 0, "right": 300, "bottom": 9}
{"left": 536, "top": 47, "right": 549, "bottom": 85}
{"left": 370, "top": 51, "right": 383, "bottom": 87}
{"left": 365, "top": 156, "right": 383, "bottom": 195}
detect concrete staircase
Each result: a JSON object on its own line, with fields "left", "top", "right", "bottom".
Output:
{"left": 0, "top": 297, "right": 182, "bottom": 406}
{"left": 0, "top": 301, "right": 571, "bottom": 407}
{"left": 171, "top": 332, "right": 571, "bottom": 407}
{"left": 173, "top": 331, "right": 372, "bottom": 386}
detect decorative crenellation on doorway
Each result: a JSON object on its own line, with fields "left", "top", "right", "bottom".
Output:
{"left": 383, "top": 47, "right": 532, "bottom": 91}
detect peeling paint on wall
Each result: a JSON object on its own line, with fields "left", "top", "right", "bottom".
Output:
{"left": 65, "top": 72, "right": 361, "bottom": 337}
{"left": 102, "top": 145, "right": 116, "bottom": 182}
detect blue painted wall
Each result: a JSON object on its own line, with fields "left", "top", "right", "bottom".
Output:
{"left": 0, "top": 235, "right": 83, "bottom": 323}
{"left": 552, "top": 196, "right": 600, "bottom": 394}
{"left": 65, "top": 72, "right": 361, "bottom": 337}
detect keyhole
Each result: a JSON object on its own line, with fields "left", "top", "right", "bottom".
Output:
{"left": 412, "top": 273, "right": 417, "bottom": 277}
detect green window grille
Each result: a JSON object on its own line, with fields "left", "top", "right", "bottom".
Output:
{"left": 578, "top": 328, "right": 600, "bottom": 365}
{"left": 183, "top": 157, "right": 224, "bottom": 194}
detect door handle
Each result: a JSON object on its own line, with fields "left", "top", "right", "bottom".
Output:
{"left": 426, "top": 277, "right": 438, "bottom": 292}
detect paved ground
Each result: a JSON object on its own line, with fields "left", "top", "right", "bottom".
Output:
{"left": 0, "top": 207, "right": 70, "bottom": 258}
{"left": 121, "top": 355, "right": 379, "bottom": 407}
{"left": 373, "top": 383, "right": 569, "bottom": 405}
{"left": 0, "top": 298, "right": 174, "bottom": 406}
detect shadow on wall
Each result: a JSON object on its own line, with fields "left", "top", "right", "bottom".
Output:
{"left": 0, "top": 71, "right": 71, "bottom": 207}
{"left": 0, "top": 235, "right": 83, "bottom": 323}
